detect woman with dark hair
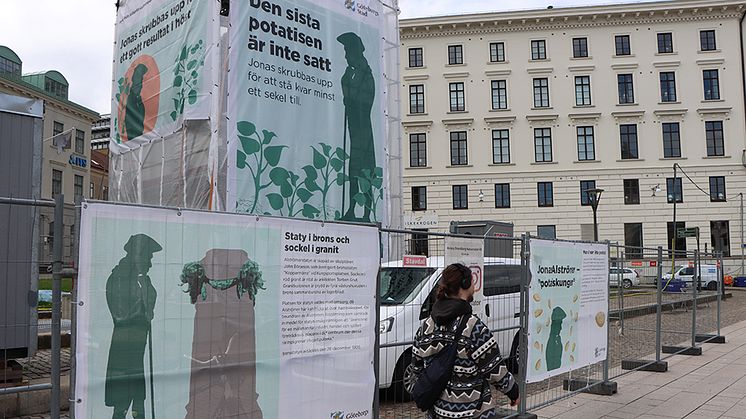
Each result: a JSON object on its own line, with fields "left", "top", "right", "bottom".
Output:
{"left": 406, "top": 263, "right": 520, "bottom": 418}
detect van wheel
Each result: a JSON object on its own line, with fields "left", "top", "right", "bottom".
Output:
{"left": 391, "top": 350, "right": 413, "bottom": 402}
{"left": 623, "top": 279, "right": 633, "bottom": 289}
{"left": 707, "top": 282, "right": 717, "bottom": 291}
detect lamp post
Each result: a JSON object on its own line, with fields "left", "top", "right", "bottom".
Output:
{"left": 585, "top": 188, "right": 605, "bottom": 241}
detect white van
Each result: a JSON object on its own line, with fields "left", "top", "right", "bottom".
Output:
{"left": 662, "top": 264, "right": 720, "bottom": 290}
{"left": 378, "top": 256, "right": 522, "bottom": 398}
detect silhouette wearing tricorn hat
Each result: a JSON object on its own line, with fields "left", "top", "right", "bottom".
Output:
{"left": 105, "top": 234, "right": 162, "bottom": 419}
{"left": 337, "top": 32, "right": 376, "bottom": 222}
{"left": 546, "top": 307, "right": 567, "bottom": 371}
{"left": 124, "top": 63, "right": 148, "bottom": 142}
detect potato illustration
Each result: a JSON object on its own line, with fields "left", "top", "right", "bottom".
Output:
{"left": 572, "top": 342, "right": 576, "bottom": 352}
{"left": 536, "top": 324, "right": 542, "bottom": 334}
{"left": 545, "top": 316, "right": 551, "bottom": 327}
{"left": 573, "top": 312, "right": 579, "bottom": 322}
{"left": 533, "top": 293, "right": 541, "bottom": 302}
{"left": 572, "top": 294, "right": 579, "bottom": 303}
{"left": 569, "top": 355, "right": 575, "bottom": 363}
{"left": 547, "top": 298, "right": 553, "bottom": 309}
{"left": 534, "top": 308, "right": 544, "bottom": 318}
{"left": 535, "top": 358, "right": 542, "bottom": 370}
{"left": 534, "top": 341, "right": 541, "bottom": 350}
{"left": 595, "top": 312, "right": 606, "bottom": 328}
{"left": 569, "top": 325, "right": 573, "bottom": 336}
{"left": 564, "top": 342, "right": 570, "bottom": 351}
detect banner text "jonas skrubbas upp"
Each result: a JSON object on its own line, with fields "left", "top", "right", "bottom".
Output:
{"left": 536, "top": 265, "right": 577, "bottom": 288}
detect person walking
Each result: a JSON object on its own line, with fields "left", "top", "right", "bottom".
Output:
{"left": 407, "top": 263, "right": 520, "bottom": 419}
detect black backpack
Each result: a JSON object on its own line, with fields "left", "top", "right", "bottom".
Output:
{"left": 410, "top": 315, "right": 470, "bottom": 412}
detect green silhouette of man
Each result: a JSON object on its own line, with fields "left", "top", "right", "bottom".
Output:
{"left": 337, "top": 32, "right": 376, "bottom": 222}
{"left": 546, "top": 307, "right": 567, "bottom": 371}
{"left": 124, "top": 64, "right": 148, "bottom": 142}
{"left": 105, "top": 234, "right": 162, "bottom": 419}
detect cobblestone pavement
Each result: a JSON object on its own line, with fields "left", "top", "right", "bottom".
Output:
{"left": 13, "top": 348, "right": 71, "bottom": 380}
{"left": 10, "top": 414, "right": 69, "bottom": 419}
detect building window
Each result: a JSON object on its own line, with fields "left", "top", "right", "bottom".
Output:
{"left": 409, "top": 133, "right": 427, "bottom": 167}
{"left": 52, "top": 169, "right": 62, "bottom": 197}
{"left": 53, "top": 121, "right": 64, "bottom": 135}
{"left": 537, "top": 225, "right": 556, "bottom": 239}
{"left": 709, "top": 176, "right": 726, "bottom": 202}
{"left": 102, "top": 186, "right": 109, "bottom": 201}
{"left": 48, "top": 221, "right": 54, "bottom": 244}
{"left": 703, "top": 70, "right": 720, "bottom": 100}
{"left": 533, "top": 78, "right": 550, "bottom": 108}
{"left": 580, "top": 180, "right": 596, "bottom": 206}
{"left": 667, "top": 222, "right": 687, "bottom": 254}
{"left": 659, "top": 72, "right": 677, "bottom": 102}
{"left": 615, "top": 35, "right": 631, "bottom": 56}
{"left": 412, "top": 186, "right": 427, "bottom": 211}
{"left": 666, "top": 177, "right": 683, "bottom": 203}
{"left": 448, "top": 45, "right": 463, "bottom": 65}
{"left": 74, "top": 175, "right": 84, "bottom": 199}
{"left": 495, "top": 183, "right": 510, "bottom": 208}
{"left": 409, "top": 85, "right": 425, "bottom": 114}
{"left": 491, "top": 80, "right": 508, "bottom": 110}
{"left": 492, "top": 129, "right": 510, "bottom": 164}
{"left": 575, "top": 76, "right": 592, "bottom": 106}
{"left": 537, "top": 182, "right": 553, "bottom": 207}
{"left": 409, "top": 229, "right": 429, "bottom": 256}
{"left": 531, "top": 40, "right": 547, "bottom": 60}
{"left": 657, "top": 32, "right": 673, "bottom": 53}
{"left": 89, "top": 182, "right": 95, "bottom": 199}
{"left": 408, "top": 47, "right": 423, "bottom": 68}
{"left": 700, "top": 30, "right": 716, "bottom": 51}
{"left": 662, "top": 123, "right": 681, "bottom": 158}
{"left": 624, "top": 223, "right": 644, "bottom": 259}
{"left": 705, "top": 121, "right": 725, "bottom": 157}
{"left": 75, "top": 129, "right": 85, "bottom": 154}
{"left": 617, "top": 74, "right": 634, "bottom": 104}
{"left": 452, "top": 185, "right": 468, "bottom": 209}
{"left": 620, "top": 124, "right": 639, "bottom": 160}
{"left": 572, "top": 37, "right": 588, "bottom": 58}
{"left": 489, "top": 42, "right": 505, "bottom": 62}
{"left": 0, "top": 56, "right": 21, "bottom": 75}
{"left": 711, "top": 221, "right": 730, "bottom": 257}
{"left": 534, "top": 128, "right": 552, "bottom": 163}
{"left": 450, "top": 131, "right": 468, "bottom": 166}
{"left": 624, "top": 179, "right": 640, "bottom": 205}
{"left": 449, "top": 82, "right": 465, "bottom": 112}
{"left": 576, "top": 126, "right": 595, "bottom": 161}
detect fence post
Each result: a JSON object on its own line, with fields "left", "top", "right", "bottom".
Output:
{"left": 616, "top": 245, "right": 624, "bottom": 335}
{"left": 69, "top": 197, "right": 82, "bottom": 418}
{"left": 717, "top": 252, "right": 722, "bottom": 337}
{"left": 518, "top": 233, "right": 529, "bottom": 416}
{"left": 691, "top": 250, "right": 698, "bottom": 349}
{"left": 656, "top": 247, "right": 663, "bottom": 363}
{"left": 51, "top": 193, "right": 64, "bottom": 419}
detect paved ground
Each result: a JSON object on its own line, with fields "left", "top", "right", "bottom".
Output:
{"left": 531, "top": 317, "right": 746, "bottom": 418}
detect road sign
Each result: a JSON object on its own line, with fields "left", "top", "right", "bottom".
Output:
{"left": 677, "top": 227, "right": 698, "bottom": 238}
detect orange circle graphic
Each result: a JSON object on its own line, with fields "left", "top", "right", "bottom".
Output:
{"left": 117, "top": 55, "right": 160, "bottom": 143}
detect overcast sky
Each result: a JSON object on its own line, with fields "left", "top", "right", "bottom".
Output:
{"left": 1, "top": 0, "right": 650, "bottom": 115}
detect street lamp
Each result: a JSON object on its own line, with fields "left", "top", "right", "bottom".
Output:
{"left": 585, "top": 188, "right": 604, "bottom": 241}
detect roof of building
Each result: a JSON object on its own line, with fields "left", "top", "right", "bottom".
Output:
{"left": 0, "top": 46, "right": 21, "bottom": 65}
{"left": 400, "top": 0, "right": 746, "bottom": 29}
{"left": 0, "top": 72, "right": 98, "bottom": 120}
{"left": 22, "top": 70, "right": 69, "bottom": 86}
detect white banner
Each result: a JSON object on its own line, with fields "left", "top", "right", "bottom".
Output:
{"left": 526, "top": 239, "right": 609, "bottom": 383}
{"left": 75, "top": 202, "right": 378, "bottom": 418}
{"left": 226, "top": 0, "right": 389, "bottom": 225}
{"left": 110, "top": 0, "right": 219, "bottom": 153}
{"left": 445, "top": 237, "right": 485, "bottom": 318}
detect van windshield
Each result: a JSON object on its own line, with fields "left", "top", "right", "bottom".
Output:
{"left": 379, "top": 267, "right": 437, "bottom": 305}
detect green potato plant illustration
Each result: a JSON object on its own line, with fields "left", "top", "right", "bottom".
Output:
{"left": 170, "top": 40, "right": 205, "bottom": 121}
{"left": 235, "top": 121, "right": 287, "bottom": 214}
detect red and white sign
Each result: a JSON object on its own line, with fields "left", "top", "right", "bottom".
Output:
{"left": 630, "top": 261, "right": 643, "bottom": 267}
{"left": 649, "top": 260, "right": 658, "bottom": 267}
{"left": 403, "top": 255, "right": 428, "bottom": 267}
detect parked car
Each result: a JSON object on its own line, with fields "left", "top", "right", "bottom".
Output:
{"left": 378, "top": 256, "right": 521, "bottom": 400}
{"left": 610, "top": 267, "right": 639, "bottom": 289}
{"left": 661, "top": 265, "right": 719, "bottom": 290}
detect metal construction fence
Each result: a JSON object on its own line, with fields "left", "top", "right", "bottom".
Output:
{"left": 0, "top": 196, "right": 732, "bottom": 419}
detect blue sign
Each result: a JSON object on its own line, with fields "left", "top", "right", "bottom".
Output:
{"left": 69, "top": 154, "right": 88, "bottom": 168}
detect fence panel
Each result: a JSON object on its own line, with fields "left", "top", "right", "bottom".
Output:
{"left": 0, "top": 196, "right": 64, "bottom": 419}
{"left": 378, "top": 229, "right": 524, "bottom": 418}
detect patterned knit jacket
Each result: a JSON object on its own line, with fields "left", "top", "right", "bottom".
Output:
{"left": 407, "top": 306, "right": 518, "bottom": 419}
